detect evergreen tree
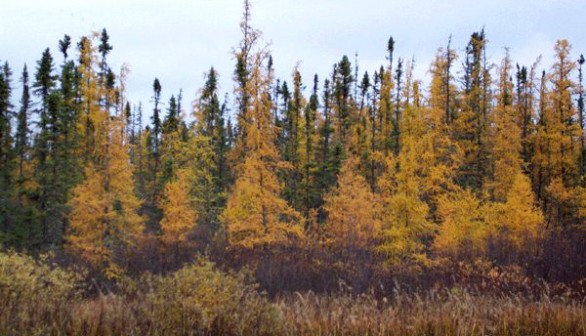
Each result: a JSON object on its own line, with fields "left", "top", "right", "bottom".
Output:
{"left": 15, "top": 65, "right": 31, "bottom": 187}
{"left": 577, "top": 54, "right": 585, "bottom": 184}
{"left": 282, "top": 68, "right": 304, "bottom": 210}
{"left": 316, "top": 73, "right": 344, "bottom": 211}
{"left": 334, "top": 56, "right": 354, "bottom": 142}
{"left": 32, "top": 49, "right": 60, "bottom": 246}
{"left": 11, "top": 64, "right": 38, "bottom": 247}
{"left": 98, "top": 28, "right": 113, "bottom": 108}
{"left": 192, "top": 68, "right": 229, "bottom": 243}
{"left": 453, "top": 29, "right": 492, "bottom": 194}
{"left": 300, "top": 74, "right": 320, "bottom": 222}
{"left": 232, "top": 0, "right": 260, "bottom": 159}
{"left": 197, "top": 67, "right": 229, "bottom": 187}
{"left": 163, "top": 95, "right": 178, "bottom": 135}
{"left": 393, "top": 58, "right": 403, "bottom": 155}
{"left": 150, "top": 78, "right": 163, "bottom": 202}
{"left": 0, "top": 62, "right": 14, "bottom": 241}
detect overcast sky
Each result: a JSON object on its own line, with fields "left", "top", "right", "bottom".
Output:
{"left": 2, "top": 0, "right": 585, "bottom": 116}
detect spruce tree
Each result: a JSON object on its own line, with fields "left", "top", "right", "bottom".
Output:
{"left": 300, "top": 74, "right": 320, "bottom": 223}
{"left": 15, "top": 65, "right": 30, "bottom": 184}
{"left": 334, "top": 56, "right": 353, "bottom": 142}
{"left": 577, "top": 54, "right": 585, "bottom": 184}
{"left": 454, "top": 29, "right": 492, "bottom": 194}
{"left": 282, "top": 68, "right": 303, "bottom": 210}
{"left": 150, "top": 78, "right": 162, "bottom": 202}
{"left": 0, "top": 62, "right": 14, "bottom": 241}
{"left": 32, "top": 49, "right": 59, "bottom": 246}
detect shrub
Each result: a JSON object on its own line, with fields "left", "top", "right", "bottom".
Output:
{"left": 138, "top": 259, "right": 284, "bottom": 335}
{"left": 0, "top": 251, "right": 84, "bottom": 334}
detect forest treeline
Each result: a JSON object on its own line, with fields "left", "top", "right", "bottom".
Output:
{"left": 1, "top": 3, "right": 586, "bottom": 292}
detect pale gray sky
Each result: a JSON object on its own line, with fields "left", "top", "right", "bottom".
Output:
{"left": 2, "top": 0, "right": 585, "bottom": 116}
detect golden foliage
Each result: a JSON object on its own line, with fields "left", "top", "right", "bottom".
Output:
{"left": 223, "top": 153, "right": 303, "bottom": 248}
{"left": 223, "top": 49, "right": 303, "bottom": 249}
{"left": 323, "top": 157, "right": 382, "bottom": 247}
{"left": 160, "top": 169, "right": 198, "bottom": 245}
{"left": 489, "top": 51, "right": 523, "bottom": 201}
{"left": 434, "top": 188, "right": 488, "bottom": 259}
{"left": 0, "top": 251, "right": 83, "bottom": 306}
{"left": 68, "top": 117, "right": 143, "bottom": 277}
{"left": 486, "top": 173, "right": 543, "bottom": 248}
{"left": 377, "top": 106, "right": 458, "bottom": 267}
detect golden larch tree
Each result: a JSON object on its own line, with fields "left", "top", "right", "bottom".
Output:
{"left": 486, "top": 172, "right": 543, "bottom": 250}
{"left": 160, "top": 168, "right": 197, "bottom": 245}
{"left": 377, "top": 107, "right": 434, "bottom": 267}
{"left": 489, "top": 51, "right": 523, "bottom": 201}
{"left": 533, "top": 40, "right": 582, "bottom": 226}
{"left": 222, "top": 49, "right": 303, "bottom": 249}
{"left": 323, "top": 156, "right": 382, "bottom": 248}
{"left": 68, "top": 116, "right": 143, "bottom": 278}
{"left": 434, "top": 188, "right": 488, "bottom": 260}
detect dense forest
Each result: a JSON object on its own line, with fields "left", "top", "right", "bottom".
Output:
{"left": 2, "top": 2, "right": 586, "bottom": 334}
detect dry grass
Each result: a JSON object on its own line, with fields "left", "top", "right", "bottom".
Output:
{"left": 2, "top": 288, "right": 585, "bottom": 335}
{"left": 2, "top": 252, "right": 586, "bottom": 335}
{"left": 278, "top": 290, "right": 586, "bottom": 335}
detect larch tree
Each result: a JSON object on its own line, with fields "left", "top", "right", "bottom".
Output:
{"left": 159, "top": 168, "right": 198, "bottom": 270}
{"left": 489, "top": 50, "right": 523, "bottom": 201}
{"left": 222, "top": 48, "right": 303, "bottom": 249}
{"left": 68, "top": 115, "right": 144, "bottom": 278}
{"left": 323, "top": 156, "right": 381, "bottom": 249}
{"left": 232, "top": 0, "right": 260, "bottom": 161}
{"left": 434, "top": 188, "right": 488, "bottom": 261}
{"left": 485, "top": 172, "right": 543, "bottom": 256}
{"left": 534, "top": 40, "right": 581, "bottom": 226}
{"left": 378, "top": 67, "right": 394, "bottom": 157}
{"left": 77, "top": 34, "right": 109, "bottom": 164}
{"left": 378, "top": 103, "right": 459, "bottom": 268}
{"left": 429, "top": 44, "right": 458, "bottom": 127}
